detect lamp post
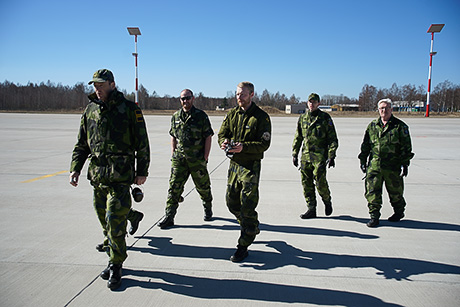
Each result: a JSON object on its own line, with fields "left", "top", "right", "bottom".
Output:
{"left": 425, "top": 24, "right": 444, "bottom": 117}
{"left": 127, "top": 27, "right": 141, "bottom": 105}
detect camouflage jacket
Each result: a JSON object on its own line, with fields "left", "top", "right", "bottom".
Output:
{"left": 217, "top": 102, "right": 271, "bottom": 166}
{"left": 70, "top": 90, "right": 150, "bottom": 185}
{"left": 169, "top": 106, "right": 214, "bottom": 161}
{"left": 358, "top": 115, "right": 414, "bottom": 170}
{"left": 292, "top": 109, "right": 339, "bottom": 163}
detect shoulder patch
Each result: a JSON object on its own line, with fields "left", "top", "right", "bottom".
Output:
{"left": 135, "top": 110, "right": 144, "bottom": 122}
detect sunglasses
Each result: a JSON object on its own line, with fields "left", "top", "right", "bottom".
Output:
{"left": 180, "top": 96, "right": 193, "bottom": 101}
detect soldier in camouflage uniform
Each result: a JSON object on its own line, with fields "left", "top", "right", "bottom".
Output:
{"left": 158, "top": 89, "right": 214, "bottom": 229}
{"left": 218, "top": 82, "right": 271, "bottom": 262}
{"left": 69, "top": 69, "right": 150, "bottom": 290}
{"left": 359, "top": 98, "right": 414, "bottom": 228}
{"left": 292, "top": 93, "right": 338, "bottom": 219}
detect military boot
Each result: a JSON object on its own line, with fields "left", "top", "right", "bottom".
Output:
{"left": 158, "top": 215, "right": 174, "bottom": 229}
{"left": 300, "top": 209, "right": 317, "bottom": 219}
{"left": 204, "top": 209, "right": 213, "bottom": 221}
{"left": 325, "top": 202, "right": 333, "bottom": 216}
{"left": 367, "top": 218, "right": 379, "bottom": 228}
{"left": 129, "top": 212, "right": 144, "bottom": 235}
{"left": 388, "top": 212, "right": 404, "bottom": 222}
{"left": 100, "top": 263, "right": 110, "bottom": 280}
{"left": 107, "top": 263, "right": 122, "bottom": 290}
{"left": 230, "top": 245, "right": 248, "bottom": 262}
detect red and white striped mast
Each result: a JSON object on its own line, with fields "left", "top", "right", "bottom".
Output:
{"left": 127, "top": 27, "right": 141, "bottom": 105}
{"left": 425, "top": 24, "right": 444, "bottom": 117}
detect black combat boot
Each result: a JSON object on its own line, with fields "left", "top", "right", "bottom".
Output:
{"left": 325, "top": 202, "right": 333, "bottom": 216}
{"left": 300, "top": 209, "right": 317, "bottom": 219}
{"left": 204, "top": 209, "right": 213, "bottom": 221}
{"left": 230, "top": 245, "right": 248, "bottom": 262}
{"left": 129, "top": 212, "right": 144, "bottom": 235}
{"left": 107, "top": 263, "right": 122, "bottom": 290}
{"left": 367, "top": 218, "right": 379, "bottom": 228}
{"left": 100, "top": 263, "right": 110, "bottom": 280}
{"left": 388, "top": 212, "right": 404, "bottom": 222}
{"left": 158, "top": 215, "right": 174, "bottom": 229}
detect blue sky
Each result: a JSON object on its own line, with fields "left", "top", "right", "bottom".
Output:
{"left": 1, "top": 0, "right": 459, "bottom": 101}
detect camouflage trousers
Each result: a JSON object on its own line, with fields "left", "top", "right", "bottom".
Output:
{"left": 93, "top": 183, "right": 141, "bottom": 265}
{"left": 299, "top": 160, "right": 332, "bottom": 209}
{"left": 226, "top": 160, "right": 261, "bottom": 247}
{"left": 166, "top": 157, "right": 212, "bottom": 217}
{"left": 365, "top": 168, "right": 406, "bottom": 219}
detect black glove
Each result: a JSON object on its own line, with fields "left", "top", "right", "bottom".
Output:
{"left": 293, "top": 156, "right": 298, "bottom": 167}
{"left": 328, "top": 158, "right": 335, "bottom": 168}
{"left": 360, "top": 164, "right": 367, "bottom": 173}
{"left": 401, "top": 165, "right": 408, "bottom": 177}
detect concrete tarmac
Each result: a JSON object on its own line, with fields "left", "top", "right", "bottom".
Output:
{"left": 0, "top": 113, "right": 459, "bottom": 307}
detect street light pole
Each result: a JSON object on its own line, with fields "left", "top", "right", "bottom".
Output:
{"left": 127, "top": 27, "right": 141, "bottom": 105}
{"left": 425, "top": 24, "right": 444, "bottom": 117}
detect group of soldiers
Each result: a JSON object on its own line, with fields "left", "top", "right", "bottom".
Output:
{"left": 69, "top": 69, "right": 414, "bottom": 290}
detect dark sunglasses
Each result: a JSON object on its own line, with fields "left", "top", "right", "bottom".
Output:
{"left": 180, "top": 96, "right": 193, "bottom": 101}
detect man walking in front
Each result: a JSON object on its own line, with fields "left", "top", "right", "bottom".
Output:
{"left": 359, "top": 98, "right": 414, "bottom": 227}
{"left": 218, "top": 81, "right": 271, "bottom": 262}
{"left": 70, "top": 69, "right": 150, "bottom": 290}
{"left": 292, "top": 93, "right": 338, "bottom": 219}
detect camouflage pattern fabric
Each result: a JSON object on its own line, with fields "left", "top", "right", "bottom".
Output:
{"left": 359, "top": 115, "right": 414, "bottom": 217}
{"left": 218, "top": 102, "right": 271, "bottom": 247}
{"left": 166, "top": 106, "right": 213, "bottom": 216}
{"left": 359, "top": 115, "right": 414, "bottom": 171}
{"left": 70, "top": 90, "right": 150, "bottom": 184}
{"left": 166, "top": 157, "right": 212, "bottom": 217}
{"left": 292, "top": 109, "right": 338, "bottom": 163}
{"left": 70, "top": 89, "right": 150, "bottom": 265}
{"left": 169, "top": 106, "right": 214, "bottom": 160}
{"left": 93, "top": 184, "right": 131, "bottom": 264}
{"left": 299, "top": 160, "right": 331, "bottom": 209}
{"left": 292, "top": 109, "right": 338, "bottom": 208}
{"left": 365, "top": 168, "right": 406, "bottom": 219}
{"left": 227, "top": 160, "right": 261, "bottom": 246}
{"left": 217, "top": 102, "right": 271, "bottom": 168}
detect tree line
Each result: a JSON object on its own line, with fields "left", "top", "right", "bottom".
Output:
{"left": 1, "top": 79, "right": 459, "bottom": 112}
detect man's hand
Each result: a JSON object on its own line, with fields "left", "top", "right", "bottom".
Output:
{"left": 292, "top": 156, "right": 299, "bottom": 167}
{"left": 401, "top": 165, "right": 408, "bottom": 177}
{"left": 70, "top": 171, "right": 80, "bottom": 187}
{"left": 134, "top": 176, "right": 147, "bottom": 185}
{"left": 360, "top": 164, "right": 367, "bottom": 174}
{"left": 328, "top": 158, "right": 335, "bottom": 168}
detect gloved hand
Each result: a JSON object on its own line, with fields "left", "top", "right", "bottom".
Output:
{"left": 401, "top": 165, "right": 408, "bottom": 177}
{"left": 360, "top": 164, "right": 367, "bottom": 173}
{"left": 328, "top": 158, "right": 335, "bottom": 168}
{"left": 293, "top": 156, "right": 299, "bottom": 167}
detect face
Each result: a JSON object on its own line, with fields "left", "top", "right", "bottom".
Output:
{"left": 378, "top": 102, "right": 392, "bottom": 122}
{"left": 93, "top": 81, "right": 115, "bottom": 102}
{"left": 308, "top": 99, "right": 320, "bottom": 112}
{"left": 180, "top": 90, "right": 194, "bottom": 112}
{"left": 236, "top": 86, "right": 253, "bottom": 110}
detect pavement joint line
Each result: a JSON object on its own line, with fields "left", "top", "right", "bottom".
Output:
{"left": 21, "top": 170, "right": 68, "bottom": 183}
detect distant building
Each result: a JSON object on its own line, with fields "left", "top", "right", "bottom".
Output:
{"left": 285, "top": 104, "right": 306, "bottom": 114}
{"left": 331, "top": 104, "right": 360, "bottom": 111}
{"left": 392, "top": 101, "right": 424, "bottom": 112}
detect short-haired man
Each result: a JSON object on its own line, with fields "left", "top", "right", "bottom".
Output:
{"left": 70, "top": 69, "right": 150, "bottom": 289}
{"left": 359, "top": 98, "right": 414, "bottom": 227}
{"left": 218, "top": 81, "right": 271, "bottom": 262}
{"left": 292, "top": 93, "right": 338, "bottom": 219}
{"left": 158, "top": 89, "right": 214, "bottom": 229}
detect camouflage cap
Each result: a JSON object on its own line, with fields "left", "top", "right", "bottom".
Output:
{"left": 88, "top": 69, "right": 114, "bottom": 85}
{"left": 308, "top": 93, "right": 320, "bottom": 102}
